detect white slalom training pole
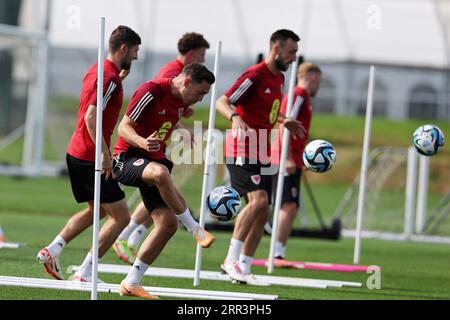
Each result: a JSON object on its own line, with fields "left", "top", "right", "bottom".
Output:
{"left": 267, "top": 57, "right": 299, "bottom": 274}
{"left": 415, "top": 154, "right": 430, "bottom": 234}
{"left": 353, "top": 65, "right": 375, "bottom": 265}
{"left": 404, "top": 146, "right": 418, "bottom": 239}
{"left": 91, "top": 16, "right": 105, "bottom": 300}
{"left": 193, "top": 41, "right": 222, "bottom": 286}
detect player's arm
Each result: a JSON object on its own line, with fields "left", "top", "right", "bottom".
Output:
{"left": 118, "top": 116, "right": 161, "bottom": 152}
{"left": 277, "top": 109, "right": 306, "bottom": 140}
{"left": 84, "top": 105, "right": 115, "bottom": 179}
{"left": 217, "top": 71, "right": 260, "bottom": 135}
{"left": 216, "top": 95, "right": 250, "bottom": 140}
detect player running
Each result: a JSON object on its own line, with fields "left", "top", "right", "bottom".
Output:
{"left": 271, "top": 62, "right": 322, "bottom": 265}
{"left": 112, "top": 63, "right": 215, "bottom": 298}
{"left": 113, "top": 32, "right": 210, "bottom": 264}
{"left": 36, "top": 26, "right": 141, "bottom": 281}
{"left": 216, "top": 29, "right": 304, "bottom": 285}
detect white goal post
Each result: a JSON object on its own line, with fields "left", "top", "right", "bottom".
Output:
{"left": 0, "top": 23, "right": 54, "bottom": 177}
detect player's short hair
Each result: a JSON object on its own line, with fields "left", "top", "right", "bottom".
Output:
{"left": 109, "top": 26, "right": 141, "bottom": 53}
{"left": 182, "top": 63, "right": 215, "bottom": 84}
{"left": 270, "top": 29, "right": 300, "bottom": 48}
{"left": 298, "top": 62, "right": 322, "bottom": 78}
{"left": 178, "top": 32, "right": 210, "bottom": 55}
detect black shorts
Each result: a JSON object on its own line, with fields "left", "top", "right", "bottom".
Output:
{"left": 225, "top": 158, "right": 272, "bottom": 202}
{"left": 113, "top": 148, "right": 173, "bottom": 214}
{"left": 272, "top": 168, "right": 302, "bottom": 207}
{"left": 66, "top": 153, "right": 125, "bottom": 204}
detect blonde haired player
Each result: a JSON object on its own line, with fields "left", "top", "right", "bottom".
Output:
{"left": 271, "top": 62, "right": 322, "bottom": 263}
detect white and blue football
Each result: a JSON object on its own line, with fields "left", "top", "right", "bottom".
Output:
{"left": 412, "top": 124, "right": 445, "bottom": 156}
{"left": 207, "top": 186, "right": 241, "bottom": 222}
{"left": 302, "top": 139, "right": 336, "bottom": 173}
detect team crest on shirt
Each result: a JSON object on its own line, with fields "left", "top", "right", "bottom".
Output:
{"left": 133, "top": 159, "right": 145, "bottom": 166}
{"left": 251, "top": 175, "right": 261, "bottom": 185}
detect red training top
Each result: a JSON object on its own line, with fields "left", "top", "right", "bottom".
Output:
{"left": 113, "top": 78, "right": 188, "bottom": 160}
{"left": 155, "top": 59, "right": 184, "bottom": 79}
{"left": 271, "top": 86, "right": 312, "bottom": 168}
{"left": 224, "top": 62, "right": 284, "bottom": 162}
{"left": 67, "top": 59, "right": 123, "bottom": 161}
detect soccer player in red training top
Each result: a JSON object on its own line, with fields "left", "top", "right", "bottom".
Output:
{"left": 36, "top": 26, "right": 141, "bottom": 282}
{"left": 271, "top": 62, "right": 322, "bottom": 264}
{"left": 112, "top": 63, "right": 215, "bottom": 299}
{"left": 216, "top": 29, "right": 305, "bottom": 285}
{"left": 113, "top": 32, "right": 210, "bottom": 264}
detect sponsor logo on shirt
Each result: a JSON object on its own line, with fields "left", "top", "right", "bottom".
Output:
{"left": 264, "top": 88, "right": 271, "bottom": 94}
{"left": 251, "top": 175, "right": 261, "bottom": 185}
{"left": 158, "top": 109, "right": 166, "bottom": 115}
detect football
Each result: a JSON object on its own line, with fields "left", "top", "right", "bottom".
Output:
{"left": 302, "top": 139, "right": 337, "bottom": 173}
{"left": 412, "top": 124, "right": 445, "bottom": 156}
{"left": 206, "top": 186, "right": 241, "bottom": 222}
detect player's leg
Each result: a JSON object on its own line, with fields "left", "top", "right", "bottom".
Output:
{"left": 37, "top": 155, "right": 109, "bottom": 280}
{"left": 119, "top": 205, "right": 177, "bottom": 299}
{"left": 127, "top": 212, "right": 153, "bottom": 250}
{"left": 221, "top": 190, "right": 269, "bottom": 284}
{"left": 275, "top": 202, "right": 297, "bottom": 256}
{"left": 114, "top": 201, "right": 151, "bottom": 263}
{"left": 59, "top": 206, "right": 108, "bottom": 244}
{"left": 274, "top": 169, "right": 301, "bottom": 261}
{"left": 73, "top": 198, "right": 131, "bottom": 281}
{"left": 141, "top": 161, "right": 214, "bottom": 248}
{"left": 222, "top": 160, "right": 271, "bottom": 285}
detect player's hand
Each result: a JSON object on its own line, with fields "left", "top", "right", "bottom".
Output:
{"left": 284, "top": 118, "right": 306, "bottom": 140}
{"left": 146, "top": 131, "right": 162, "bottom": 152}
{"left": 119, "top": 69, "right": 130, "bottom": 81}
{"left": 231, "top": 115, "right": 253, "bottom": 141}
{"left": 101, "top": 153, "right": 116, "bottom": 180}
{"left": 182, "top": 106, "right": 195, "bottom": 118}
{"left": 285, "top": 158, "right": 297, "bottom": 175}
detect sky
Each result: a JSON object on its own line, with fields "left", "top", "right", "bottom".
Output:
{"left": 18, "top": 0, "right": 447, "bottom": 68}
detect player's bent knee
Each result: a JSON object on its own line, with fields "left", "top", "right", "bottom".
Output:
{"left": 250, "top": 197, "right": 269, "bottom": 214}
{"left": 143, "top": 163, "right": 170, "bottom": 186}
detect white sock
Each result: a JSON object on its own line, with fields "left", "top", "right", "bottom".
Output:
{"left": 76, "top": 252, "right": 93, "bottom": 278}
{"left": 47, "top": 235, "right": 67, "bottom": 257}
{"left": 117, "top": 220, "right": 139, "bottom": 241}
{"left": 239, "top": 254, "right": 253, "bottom": 274}
{"left": 225, "top": 239, "right": 244, "bottom": 264}
{"left": 274, "top": 241, "right": 286, "bottom": 259}
{"left": 123, "top": 258, "right": 149, "bottom": 285}
{"left": 128, "top": 224, "right": 148, "bottom": 247}
{"left": 176, "top": 208, "right": 199, "bottom": 232}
